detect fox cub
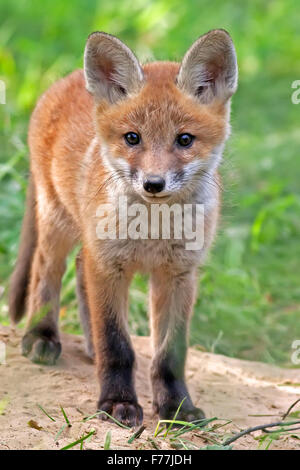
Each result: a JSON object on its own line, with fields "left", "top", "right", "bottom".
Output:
{"left": 9, "top": 30, "right": 237, "bottom": 426}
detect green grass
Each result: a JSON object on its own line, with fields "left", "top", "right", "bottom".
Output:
{"left": 1, "top": 0, "right": 300, "bottom": 365}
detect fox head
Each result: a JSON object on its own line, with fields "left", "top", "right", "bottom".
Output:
{"left": 84, "top": 30, "right": 238, "bottom": 202}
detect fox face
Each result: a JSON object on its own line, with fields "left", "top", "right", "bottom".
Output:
{"left": 84, "top": 31, "right": 237, "bottom": 202}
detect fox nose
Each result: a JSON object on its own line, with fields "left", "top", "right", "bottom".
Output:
{"left": 143, "top": 175, "right": 165, "bottom": 194}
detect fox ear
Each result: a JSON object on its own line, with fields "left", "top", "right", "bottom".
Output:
{"left": 84, "top": 32, "right": 144, "bottom": 103}
{"left": 177, "top": 29, "right": 238, "bottom": 103}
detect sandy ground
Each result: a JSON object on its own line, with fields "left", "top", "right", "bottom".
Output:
{"left": 0, "top": 325, "right": 299, "bottom": 450}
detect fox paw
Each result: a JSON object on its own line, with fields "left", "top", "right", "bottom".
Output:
{"left": 157, "top": 402, "right": 205, "bottom": 424}
{"left": 97, "top": 399, "right": 143, "bottom": 427}
{"left": 22, "top": 330, "right": 61, "bottom": 365}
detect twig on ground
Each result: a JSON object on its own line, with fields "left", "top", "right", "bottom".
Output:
{"left": 262, "top": 425, "right": 300, "bottom": 434}
{"left": 281, "top": 398, "right": 300, "bottom": 420}
{"left": 223, "top": 420, "right": 300, "bottom": 446}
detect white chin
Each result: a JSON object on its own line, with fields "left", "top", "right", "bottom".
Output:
{"left": 141, "top": 193, "right": 171, "bottom": 203}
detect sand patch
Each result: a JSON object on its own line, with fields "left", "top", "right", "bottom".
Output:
{"left": 0, "top": 325, "right": 299, "bottom": 450}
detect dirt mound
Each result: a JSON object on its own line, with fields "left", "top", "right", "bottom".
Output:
{"left": 0, "top": 325, "right": 299, "bottom": 450}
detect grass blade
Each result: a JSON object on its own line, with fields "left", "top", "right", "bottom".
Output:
{"left": 60, "top": 430, "right": 95, "bottom": 450}
{"left": 128, "top": 425, "right": 146, "bottom": 444}
{"left": 54, "top": 423, "right": 67, "bottom": 441}
{"left": 172, "top": 417, "right": 217, "bottom": 438}
{"left": 37, "top": 404, "right": 56, "bottom": 422}
{"left": 104, "top": 431, "right": 111, "bottom": 450}
{"left": 83, "top": 410, "right": 130, "bottom": 430}
{"left": 60, "top": 405, "right": 71, "bottom": 427}
{"left": 164, "top": 397, "right": 186, "bottom": 438}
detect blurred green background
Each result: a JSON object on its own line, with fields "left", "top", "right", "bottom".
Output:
{"left": 0, "top": 0, "right": 299, "bottom": 365}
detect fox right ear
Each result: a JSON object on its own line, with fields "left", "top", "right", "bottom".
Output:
{"left": 177, "top": 29, "right": 238, "bottom": 104}
{"left": 84, "top": 32, "right": 144, "bottom": 104}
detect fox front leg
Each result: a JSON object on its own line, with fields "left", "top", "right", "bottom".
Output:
{"left": 83, "top": 249, "right": 143, "bottom": 427}
{"left": 150, "top": 267, "right": 205, "bottom": 422}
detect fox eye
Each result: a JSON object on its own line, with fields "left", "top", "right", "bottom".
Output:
{"left": 124, "top": 132, "right": 140, "bottom": 146}
{"left": 176, "top": 133, "right": 194, "bottom": 148}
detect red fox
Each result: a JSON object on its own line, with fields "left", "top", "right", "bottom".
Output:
{"left": 9, "top": 30, "right": 237, "bottom": 427}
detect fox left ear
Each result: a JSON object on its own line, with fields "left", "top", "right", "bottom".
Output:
{"left": 84, "top": 32, "right": 144, "bottom": 104}
{"left": 177, "top": 29, "right": 238, "bottom": 103}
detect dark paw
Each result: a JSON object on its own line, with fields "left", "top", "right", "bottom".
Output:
{"left": 97, "top": 399, "right": 143, "bottom": 427}
{"left": 22, "top": 331, "right": 61, "bottom": 365}
{"left": 175, "top": 406, "right": 206, "bottom": 423}
{"left": 158, "top": 403, "right": 205, "bottom": 424}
